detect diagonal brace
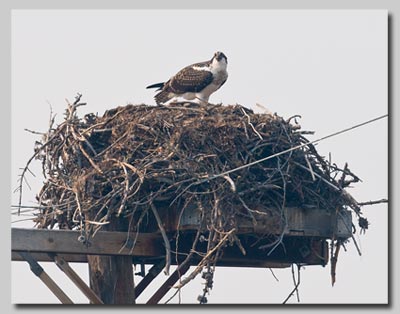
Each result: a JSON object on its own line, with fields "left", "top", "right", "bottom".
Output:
{"left": 18, "top": 251, "right": 73, "bottom": 304}
{"left": 146, "top": 263, "right": 190, "bottom": 304}
{"left": 135, "top": 260, "right": 165, "bottom": 299}
{"left": 51, "top": 254, "right": 103, "bottom": 304}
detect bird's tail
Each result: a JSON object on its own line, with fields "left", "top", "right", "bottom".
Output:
{"left": 146, "top": 82, "right": 165, "bottom": 90}
{"left": 154, "top": 90, "right": 173, "bottom": 105}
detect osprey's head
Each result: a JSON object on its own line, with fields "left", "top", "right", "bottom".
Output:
{"left": 211, "top": 51, "right": 228, "bottom": 73}
{"left": 212, "top": 51, "right": 228, "bottom": 64}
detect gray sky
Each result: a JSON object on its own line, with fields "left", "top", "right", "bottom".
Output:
{"left": 11, "top": 10, "right": 388, "bottom": 304}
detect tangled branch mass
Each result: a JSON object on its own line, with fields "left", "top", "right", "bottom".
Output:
{"left": 25, "top": 95, "right": 370, "bottom": 294}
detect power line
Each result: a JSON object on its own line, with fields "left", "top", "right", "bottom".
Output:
{"left": 199, "top": 114, "right": 388, "bottom": 184}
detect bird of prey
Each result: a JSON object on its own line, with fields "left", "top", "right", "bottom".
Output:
{"left": 146, "top": 51, "right": 228, "bottom": 106}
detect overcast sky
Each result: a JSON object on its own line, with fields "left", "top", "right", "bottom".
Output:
{"left": 11, "top": 10, "right": 387, "bottom": 304}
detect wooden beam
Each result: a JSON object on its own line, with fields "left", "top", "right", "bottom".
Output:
{"left": 12, "top": 252, "right": 293, "bottom": 268}
{"left": 175, "top": 207, "right": 352, "bottom": 239}
{"left": 12, "top": 229, "right": 328, "bottom": 268}
{"left": 12, "top": 252, "right": 88, "bottom": 263}
{"left": 12, "top": 228, "right": 163, "bottom": 257}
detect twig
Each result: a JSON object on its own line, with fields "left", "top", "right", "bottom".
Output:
{"left": 338, "top": 211, "right": 362, "bottom": 256}
{"left": 174, "top": 228, "right": 235, "bottom": 289}
{"left": 358, "top": 199, "right": 388, "bottom": 206}
{"left": 241, "top": 107, "right": 263, "bottom": 140}
{"left": 77, "top": 142, "right": 103, "bottom": 174}
{"left": 293, "top": 161, "right": 340, "bottom": 191}
{"left": 331, "top": 241, "right": 340, "bottom": 286}
{"left": 24, "top": 128, "right": 45, "bottom": 135}
{"left": 304, "top": 154, "right": 316, "bottom": 181}
{"left": 222, "top": 175, "right": 236, "bottom": 192}
{"left": 269, "top": 268, "right": 279, "bottom": 282}
{"left": 150, "top": 202, "right": 171, "bottom": 275}
{"left": 283, "top": 264, "right": 301, "bottom": 304}
{"left": 292, "top": 264, "right": 300, "bottom": 302}
{"left": 116, "top": 161, "right": 130, "bottom": 217}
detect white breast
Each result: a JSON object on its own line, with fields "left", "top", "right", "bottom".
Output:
{"left": 194, "top": 58, "right": 227, "bottom": 103}
{"left": 210, "top": 58, "right": 228, "bottom": 84}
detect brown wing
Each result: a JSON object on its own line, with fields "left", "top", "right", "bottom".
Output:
{"left": 169, "top": 63, "right": 213, "bottom": 93}
{"left": 154, "top": 89, "right": 173, "bottom": 105}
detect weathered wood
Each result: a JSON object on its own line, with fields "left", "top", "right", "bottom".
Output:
{"left": 135, "top": 261, "right": 165, "bottom": 298}
{"left": 12, "top": 229, "right": 328, "bottom": 267}
{"left": 18, "top": 251, "right": 74, "bottom": 304}
{"left": 88, "top": 254, "right": 135, "bottom": 304}
{"left": 175, "top": 206, "right": 352, "bottom": 239}
{"left": 38, "top": 271, "right": 74, "bottom": 304}
{"left": 86, "top": 217, "right": 135, "bottom": 304}
{"left": 12, "top": 228, "right": 163, "bottom": 257}
{"left": 11, "top": 252, "right": 294, "bottom": 268}
{"left": 53, "top": 255, "right": 103, "bottom": 304}
{"left": 11, "top": 204, "right": 348, "bottom": 305}
{"left": 12, "top": 252, "right": 88, "bottom": 262}
{"left": 146, "top": 263, "right": 191, "bottom": 304}
{"left": 11, "top": 251, "right": 294, "bottom": 268}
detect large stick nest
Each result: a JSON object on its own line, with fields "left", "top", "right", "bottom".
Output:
{"left": 23, "top": 95, "right": 371, "bottom": 295}
{"left": 32, "top": 97, "right": 364, "bottom": 231}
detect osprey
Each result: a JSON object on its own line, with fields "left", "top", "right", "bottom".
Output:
{"left": 146, "top": 51, "right": 228, "bottom": 105}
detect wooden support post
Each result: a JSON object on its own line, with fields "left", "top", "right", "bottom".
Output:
{"left": 18, "top": 251, "right": 73, "bottom": 304}
{"left": 88, "top": 254, "right": 135, "bottom": 304}
{"left": 86, "top": 216, "right": 135, "bottom": 304}
{"left": 146, "top": 263, "right": 190, "bottom": 304}
{"left": 135, "top": 261, "right": 165, "bottom": 298}
{"left": 52, "top": 255, "right": 103, "bottom": 304}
